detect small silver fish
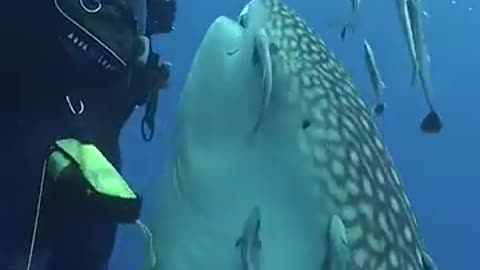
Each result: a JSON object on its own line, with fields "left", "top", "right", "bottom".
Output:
{"left": 406, "top": 0, "right": 442, "bottom": 133}
{"left": 363, "top": 39, "right": 386, "bottom": 116}
{"left": 395, "top": 0, "right": 419, "bottom": 86}
{"left": 340, "top": 0, "right": 361, "bottom": 40}
{"left": 236, "top": 206, "right": 262, "bottom": 270}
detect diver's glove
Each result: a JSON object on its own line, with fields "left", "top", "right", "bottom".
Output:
{"left": 145, "top": 0, "right": 176, "bottom": 35}
{"left": 130, "top": 36, "right": 170, "bottom": 106}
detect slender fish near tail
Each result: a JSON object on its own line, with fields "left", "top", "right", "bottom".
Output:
{"left": 340, "top": 0, "right": 361, "bottom": 40}
{"left": 406, "top": 0, "right": 442, "bottom": 133}
{"left": 363, "top": 39, "right": 387, "bottom": 116}
{"left": 236, "top": 206, "right": 262, "bottom": 270}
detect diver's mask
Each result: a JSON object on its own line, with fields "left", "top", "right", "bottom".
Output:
{"left": 54, "top": 0, "right": 141, "bottom": 87}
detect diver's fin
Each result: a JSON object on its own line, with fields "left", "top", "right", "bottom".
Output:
{"left": 420, "top": 110, "right": 442, "bottom": 133}
{"left": 421, "top": 250, "right": 438, "bottom": 270}
{"left": 324, "top": 215, "right": 351, "bottom": 270}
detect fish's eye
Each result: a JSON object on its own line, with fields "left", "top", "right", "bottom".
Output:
{"left": 80, "top": 0, "right": 102, "bottom": 13}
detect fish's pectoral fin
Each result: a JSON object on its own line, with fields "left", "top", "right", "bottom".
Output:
{"left": 380, "top": 80, "right": 387, "bottom": 89}
{"left": 235, "top": 237, "right": 244, "bottom": 247}
{"left": 254, "top": 239, "right": 262, "bottom": 249}
{"left": 421, "top": 250, "right": 438, "bottom": 270}
{"left": 420, "top": 110, "right": 442, "bottom": 134}
{"left": 324, "top": 214, "right": 351, "bottom": 270}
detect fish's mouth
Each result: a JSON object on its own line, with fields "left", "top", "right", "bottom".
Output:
{"left": 225, "top": 3, "right": 250, "bottom": 56}
{"left": 224, "top": 20, "right": 246, "bottom": 56}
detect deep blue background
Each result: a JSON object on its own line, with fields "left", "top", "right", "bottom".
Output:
{"left": 110, "top": 1, "right": 479, "bottom": 269}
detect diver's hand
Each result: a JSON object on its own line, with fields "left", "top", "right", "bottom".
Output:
{"left": 155, "top": 58, "right": 171, "bottom": 89}
{"left": 130, "top": 36, "right": 171, "bottom": 106}
{"left": 144, "top": 52, "right": 170, "bottom": 91}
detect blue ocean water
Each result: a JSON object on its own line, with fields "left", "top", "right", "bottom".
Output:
{"left": 111, "top": 1, "right": 479, "bottom": 269}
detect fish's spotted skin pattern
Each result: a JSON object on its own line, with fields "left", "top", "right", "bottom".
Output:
{"left": 250, "top": 0, "right": 431, "bottom": 269}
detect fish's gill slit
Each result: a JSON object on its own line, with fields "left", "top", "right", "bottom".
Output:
{"left": 252, "top": 28, "right": 273, "bottom": 134}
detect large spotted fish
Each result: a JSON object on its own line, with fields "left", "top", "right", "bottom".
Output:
{"left": 152, "top": 0, "right": 438, "bottom": 270}
{"left": 240, "top": 0, "right": 438, "bottom": 269}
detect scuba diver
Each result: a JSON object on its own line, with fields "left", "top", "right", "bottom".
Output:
{"left": 0, "top": 0, "right": 176, "bottom": 269}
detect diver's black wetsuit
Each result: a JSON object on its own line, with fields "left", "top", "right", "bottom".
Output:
{"left": 0, "top": 0, "right": 175, "bottom": 269}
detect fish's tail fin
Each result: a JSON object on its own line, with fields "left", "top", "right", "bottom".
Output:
{"left": 339, "top": 23, "right": 354, "bottom": 41}
{"left": 372, "top": 102, "right": 386, "bottom": 116}
{"left": 420, "top": 110, "right": 442, "bottom": 134}
{"left": 328, "top": 18, "right": 354, "bottom": 41}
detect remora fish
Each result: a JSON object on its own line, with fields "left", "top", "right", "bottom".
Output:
{"left": 363, "top": 39, "right": 387, "bottom": 116}
{"left": 236, "top": 206, "right": 262, "bottom": 270}
{"left": 153, "top": 1, "right": 438, "bottom": 270}
{"left": 340, "top": 0, "right": 361, "bottom": 40}
{"left": 395, "top": 0, "right": 419, "bottom": 85}
{"left": 406, "top": 0, "right": 443, "bottom": 133}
